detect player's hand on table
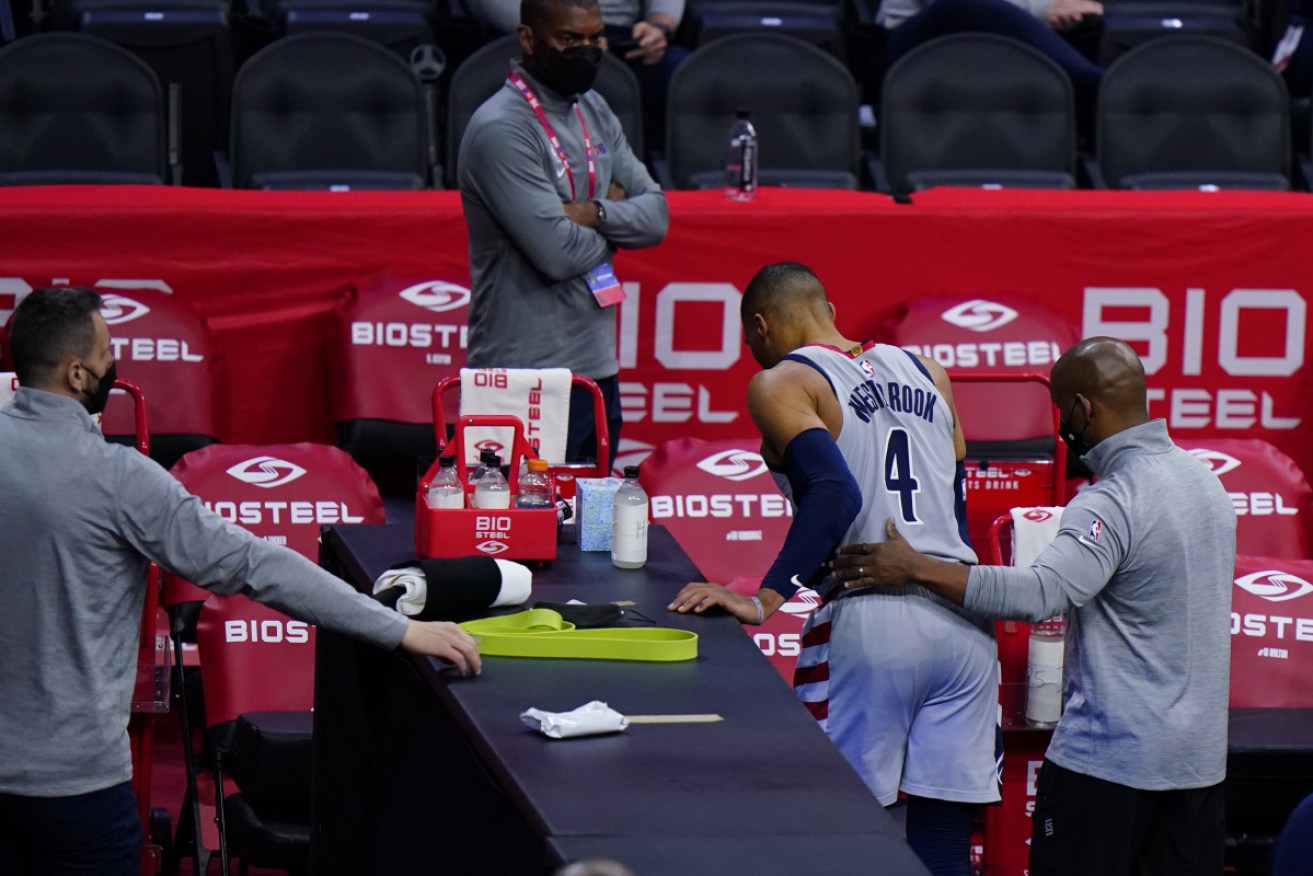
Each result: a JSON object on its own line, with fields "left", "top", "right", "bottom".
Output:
{"left": 667, "top": 582, "right": 761, "bottom": 624}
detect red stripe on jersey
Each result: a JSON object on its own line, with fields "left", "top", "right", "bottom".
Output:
{"left": 793, "top": 661, "right": 831, "bottom": 687}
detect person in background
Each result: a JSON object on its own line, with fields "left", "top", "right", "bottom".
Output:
{"left": 466, "top": 0, "right": 688, "bottom": 147}
{"left": 833, "top": 337, "right": 1236, "bottom": 876}
{"left": 0, "top": 286, "right": 480, "bottom": 876}
{"left": 459, "top": 0, "right": 669, "bottom": 470}
{"left": 668, "top": 262, "right": 999, "bottom": 876}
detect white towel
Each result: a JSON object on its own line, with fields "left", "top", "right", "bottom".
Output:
{"left": 459, "top": 367, "right": 571, "bottom": 467}
{"left": 372, "top": 559, "right": 533, "bottom": 617}
{"left": 0, "top": 372, "right": 17, "bottom": 410}
{"left": 1010, "top": 506, "right": 1064, "bottom": 567}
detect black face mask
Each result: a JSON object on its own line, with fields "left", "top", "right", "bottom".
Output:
{"left": 81, "top": 360, "right": 117, "bottom": 416}
{"left": 534, "top": 44, "right": 603, "bottom": 96}
{"left": 1058, "top": 397, "right": 1092, "bottom": 459}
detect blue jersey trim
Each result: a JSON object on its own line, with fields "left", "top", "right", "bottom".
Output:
{"left": 782, "top": 352, "right": 838, "bottom": 401}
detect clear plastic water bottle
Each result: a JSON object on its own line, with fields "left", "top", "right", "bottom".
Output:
{"left": 425, "top": 454, "right": 465, "bottom": 509}
{"left": 725, "top": 108, "right": 758, "bottom": 202}
{"left": 611, "top": 464, "right": 649, "bottom": 569}
{"left": 471, "top": 449, "right": 498, "bottom": 487}
{"left": 516, "top": 458, "right": 554, "bottom": 509}
{"left": 472, "top": 453, "right": 511, "bottom": 509}
{"left": 1026, "top": 615, "right": 1065, "bottom": 729}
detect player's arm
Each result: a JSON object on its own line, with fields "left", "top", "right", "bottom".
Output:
{"left": 917, "top": 353, "right": 966, "bottom": 462}
{"left": 668, "top": 363, "right": 862, "bottom": 623}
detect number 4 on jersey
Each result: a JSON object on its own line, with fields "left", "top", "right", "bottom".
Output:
{"left": 884, "top": 428, "right": 921, "bottom": 524}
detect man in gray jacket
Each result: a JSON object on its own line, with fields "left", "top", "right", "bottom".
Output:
{"left": 458, "top": 0, "right": 669, "bottom": 468}
{"left": 0, "top": 287, "right": 480, "bottom": 875}
{"left": 832, "top": 337, "right": 1236, "bottom": 876}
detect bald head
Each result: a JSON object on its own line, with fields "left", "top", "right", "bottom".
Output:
{"left": 741, "top": 262, "right": 831, "bottom": 322}
{"left": 1051, "top": 337, "right": 1149, "bottom": 445}
{"left": 741, "top": 262, "right": 847, "bottom": 368}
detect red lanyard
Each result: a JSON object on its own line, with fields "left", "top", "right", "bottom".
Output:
{"left": 509, "top": 71, "right": 596, "bottom": 202}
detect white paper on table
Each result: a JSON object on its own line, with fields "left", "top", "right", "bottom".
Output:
{"left": 520, "top": 700, "right": 630, "bottom": 739}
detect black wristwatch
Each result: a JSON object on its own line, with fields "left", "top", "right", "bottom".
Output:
{"left": 651, "top": 20, "right": 674, "bottom": 39}
{"left": 593, "top": 199, "right": 607, "bottom": 228}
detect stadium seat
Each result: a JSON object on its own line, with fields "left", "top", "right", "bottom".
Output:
{"left": 161, "top": 442, "right": 385, "bottom": 875}
{"left": 877, "top": 34, "right": 1077, "bottom": 196}
{"left": 194, "top": 593, "right": 316, "bottom": 875}
{"left": 227, "top": 32, "right": 434, "bottom": 189}
{"left": 272, "top": 0, "right": 437, "bottom": 62}
{"left": 75, "top": 0, "right": 233, "bottom": 187}
{"left": 662, "top": 32, "right": 861, "bottom": 189}
{"left": 0, "top": 32, "right": 174, "bottom": 185}
{"left": 1097, "top": 0, "right": 1253, "bottom": 65}
{"left": 688, "top": 0, "right": 846, "bottom": 62}
{"left": 1092, "top": 35, "right": 1290, "bottom": 190}
{"left": 1271, "top": 791, "right": 1313, "bottom": 876}
{"left": 328, "top": 275, "right": 467, "bottom": 503}
{"left": 1176, "top": 438, "right": 1312, "bottom": 559}
{"left": 96, "top": 288, "right": 220, "bottom": 470}
{"left": 444, "top": 32, "right": 645, "bottom": 187}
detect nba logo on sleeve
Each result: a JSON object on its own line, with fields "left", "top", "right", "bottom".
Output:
{"left": 1087, "top": 519, "right": 1102, "bottom": 542}
{"left": 860, "top": 360, "right": 876, "bottom": 380}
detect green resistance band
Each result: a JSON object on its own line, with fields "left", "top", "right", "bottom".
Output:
{"left": 460, "top": 608, "right": 698, "bottom": 662}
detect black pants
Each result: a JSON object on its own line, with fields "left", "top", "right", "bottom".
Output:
{"left": 0, "top": 781, "right": 142, "bottom": 876}
{"left": 566, "top": 374, "right": 621, "bottom": 472}
{"left": 1030, "top": 759, "right": 1224, "bottom": 876}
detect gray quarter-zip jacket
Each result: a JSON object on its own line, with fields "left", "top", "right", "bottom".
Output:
{"left": 0, "top": 388, "right": 407, "bottom": 796}
{"left": 968, "top": 419, "right": 1236, "bottom": 790}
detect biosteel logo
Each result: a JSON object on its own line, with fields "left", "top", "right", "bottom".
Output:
{"left": 473, "top": 439, "right": 505, "bottom": 455}
{"left": 99, "top": 294, "right": 151, "bottom": 325}
{"left": 225, "top": 456, "right": 307, "bottom": 489}
{"left": 778, "top": 587, "right": 820, "bottom": 618}
{"left": 398, "top": 281, "right": 471, "bottom": 313}
{"left": 940, "top": 299, "right": 1018, "bottom": 333}
{"left": 696, "top": 449, "right": 768, "bottom": 482}
{"left": 1235, "top": 570, "right": 1313, "bottom": 603}
{"left": 1023, "top": 508, "right": 1054, "bottom": 522}
{"left": 1188, "top": 449, "right": 1243, "bottom": 477}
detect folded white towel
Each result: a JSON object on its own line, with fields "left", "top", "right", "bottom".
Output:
{"left": 372, "top": 558, "right": 532, "bottom": 617}
{"left": 459, "top": 367, "right": 571, "bottom": 467}
{"left": 521, "top": 701, "right": 629, "bottom": 739}
{"left": 1010, "top": 506, "right": 1064, "bottom": 567}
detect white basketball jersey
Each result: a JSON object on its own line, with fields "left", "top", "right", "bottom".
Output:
{"left": 786, "top": 342, "right": 977, "bottom": 565}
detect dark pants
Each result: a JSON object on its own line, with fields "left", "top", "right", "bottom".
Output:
{"left": 604, "top": 24, "right": 689, "bottom": 151}
{"left": 1029, "top": 759, "right": 1225, "bottom": 876}
{"left": 565, "top": 374, "right": 621, "bottom": 472}
{"left": 0, "top": 781, "right": 142, "bottom": 876}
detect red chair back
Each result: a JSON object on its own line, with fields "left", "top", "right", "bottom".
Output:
{"left": 1176, "top": 438, "right": 1312, "bottom": 560}
{"left": 194, "top": 594, "right": 316, "bottom": 728}
{"left": 97, "top": 289, "right": 219, "bottom": 445}
{"left": 162, "top": 442, "right": 386, "bottom": 609}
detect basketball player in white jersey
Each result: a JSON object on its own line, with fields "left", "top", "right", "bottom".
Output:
{"left": 668, "top": 262, "right": 998, "bottom": 876}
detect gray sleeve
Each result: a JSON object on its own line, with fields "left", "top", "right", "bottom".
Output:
{"left": 964, "top": 493, "right": 1129, "bottom": 622}
{"left": 116, "top": 459, "right": 407, "bottom": 650}
{"left": 461, "top": 115, "right": 612, "bottom": 282}
{"left": 598, "top": 110, "right": 669, "bottom": 249}
{"left": 465, "top": 0, "right": 519, "bottom": 32}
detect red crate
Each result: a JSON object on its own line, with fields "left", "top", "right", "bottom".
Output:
{"left": 416, "top": 414, "right": 558, "bottom": 560}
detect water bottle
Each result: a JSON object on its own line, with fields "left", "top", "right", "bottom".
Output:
{"left": 1025, "top": 615, "right": 1065, "bottom": 729}
{"left": 611, "top": 465, "right": 648, "bottom": 569}
{"left": 516, "top": 458, "right": 554, "bottom": 509}
{"left": 725, "top": 109, "right": 758, "bottom": 202}
{"left": 472, "top": 453, "right": 511, "bottom": 509}
{"left": 425, "top": 454, "right": 465, "bottom": 509}
{"left": 471, "top": 449, "right": 498, "bottom": 487}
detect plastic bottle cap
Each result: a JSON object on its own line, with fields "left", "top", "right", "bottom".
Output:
{"left": 480, "top": 449, "right": 498, "bottom": 463}
{"left": 527, "top": 458, "right": 549, "bottom": 472}
{"left": 623, "top": 465, "right": 640, "bottom": 478}
{"left": 735, "top": 108, "right": 750, "bottom": 120}
{"left": 439, "top": 454, "right": 456, "bottom": 467}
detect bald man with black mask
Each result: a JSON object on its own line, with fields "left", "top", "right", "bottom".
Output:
{"left": 832, "top": 337, "right": 1237, "bottom": 876}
